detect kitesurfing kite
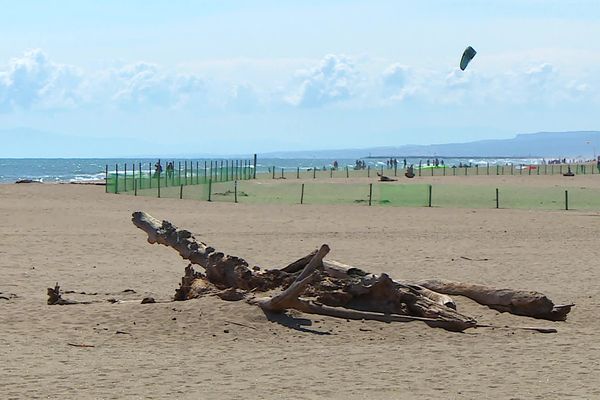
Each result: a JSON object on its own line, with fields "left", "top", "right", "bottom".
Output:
{"left": 460, "top": 46, "right": 477, "bottom": 71}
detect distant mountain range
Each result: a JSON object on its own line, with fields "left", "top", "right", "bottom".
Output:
{"left": 1, "top": 128, "right": 599, "bottom": 159}
{"left": 259, "top": 131, "right": 600, "bottom": 159}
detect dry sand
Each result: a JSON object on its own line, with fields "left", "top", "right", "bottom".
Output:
{"left": 1, "top": 178, "right": 599, "bottom": 399}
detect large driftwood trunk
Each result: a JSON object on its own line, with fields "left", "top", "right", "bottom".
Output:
{"left": 131, "top": 211, "right": 476, "bottom": 331}
{"left": 129, "top": 211, "right": 571, "bottom": 332}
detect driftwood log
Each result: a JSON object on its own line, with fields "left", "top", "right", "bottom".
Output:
{"left": 413, "top": 279, "right": 572, "bottom": 321}
{"left": 129, "top": 211, "right": 571, "bottom": 332}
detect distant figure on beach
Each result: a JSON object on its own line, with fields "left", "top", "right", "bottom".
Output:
{"left": 166, "top": 162, "right": 174, "bottom": 179}
{"left": 333, "top": 160, "right": 338, "bottom": 170}
{"left": 405, "top": 165, "right": 415, "bottom": 179}
{"left": 154, "top": 161, "right": 162, "bottom": 177}
{"left": 563, "top": 166, "right": 574, "bottom": 177}
{"left": 597, "top": 156, "right": 600, "bottom": 173}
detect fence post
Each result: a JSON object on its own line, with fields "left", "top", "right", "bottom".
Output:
{"left": 282, "top": 168, "right": 285, "bottom": 179}
{"left": 394, "top": 162, "right": 397, "bottom": 176}
{"left": 464, "top": 166, "right": 467, "bottom": 176}
{"left": 208, "top": 179, "right": 212, "bottom": 202}
{"left": 476, "top": 165, "right": 478, "bottom": 175}
{"left": 124, "top": 163, "right": 127, "bottom": 192}
{"left": 346, "top": 166, "right": 349, "bottom": 178}
{"left": 495, "top": 188, "right": 499, "bottom": 209}
{"left": 368, "top": 183, "right": 373, "bottom": 206}
{"left": 234, "top": 181, "right": 238, "bottom": 203}
{"left": 297, "top": 167, "right": 300, "bottom": 179}
{"left": 313, "top": 168, "right": 316, "bottom": 179}
{"left": 134, "top": 179, "right": 137, "bottom": 196}
{"left": 511, "top": 164, "right": 514, "bottom": 175}
{"left": 272, "top": 166, "right": 275, "bottom": 179}
{"left": 520, "top": 164, "right": 523, "bottom": 175}
{"left": 105, "top": 165, "right": 108, "bottom": 193}
{"left": 330, "top": 168, "right": 333, "bottom": 178}
{"left": 565, "top": 190, "right": 569, "bottom": 210}
{"left": 300, "top": 183, "right": 305, "bottom": 204}
{"left": 368, "top": 165, "right": 370, "bottom": 178}
{"left": 180, "top": 184, "right": 183, "bottom": 199}
{"left": 418, "top": 162, "right": 422, "bottom": 176}
{"left": 528, "top": 165, "right": 531, "bottom": 175}
{"left": 428, "top": 185, "right": 432, "bottom": 207}
{"left": 253, "top": 154, "right": 257, "bottom": 179}
{"left": 443, "top": 165, "right": 446, "bottom": 176}
{"left": 157, "top": 169, "right": 161, "bottom": 198}
{"left": 115, "top": 164, "right": 119, "bottom": 193}
{"left": 431, "top": 166, "right": 434, "bottom": 176}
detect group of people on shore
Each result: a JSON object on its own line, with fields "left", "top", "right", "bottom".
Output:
{"left": 154, "top": 160, "right": 175, "bottom": 178}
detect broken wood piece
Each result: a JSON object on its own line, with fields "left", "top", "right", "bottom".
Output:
{"left": 68, "top": 343, "right": 95, "bottom": 348}
{"left": 377, "top": 172, "right": 397, "bottom": 182}
{"left": 321, "top": 260, "right": 456, "bottom": 309}
{"left": 475, "top": 324, "right": 557, "bottom": 334}
{"left": 47, "top": 283, "right": 91, "bottom": 305}
{"left": 258, "top": 244, "right": 330, "bottom": 311}
{"left": 415, "top": 279, "right": 572, "bottom": 321}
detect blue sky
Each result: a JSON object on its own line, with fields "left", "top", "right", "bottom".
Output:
{"left": 1, "top": 0, "right": 599, "bottom": 156}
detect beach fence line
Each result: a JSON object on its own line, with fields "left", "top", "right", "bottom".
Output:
{"left": 257, "top": 161, "right": 599, "bottom": 180}
{"left": 118, "top": 179, "right": 600, "bottom": 211}
{"left": 105, "top": 157, "right": 256, "bottom": 195}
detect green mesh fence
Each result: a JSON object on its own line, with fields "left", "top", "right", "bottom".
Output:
{"left": 107, "top": 160, "right": 255, "bottom": 195}
{"left": 257, "top": 162, "right": 599, "bottom": 181}
{"left": 115, "top": 180, "right": 600, "bottom": 210}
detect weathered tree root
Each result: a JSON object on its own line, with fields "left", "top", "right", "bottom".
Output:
{"left": 42, "top": 211, "right": 568, "bottom": 334}
{"left": 130, "top": 211, "right": 571, "bottom": 332}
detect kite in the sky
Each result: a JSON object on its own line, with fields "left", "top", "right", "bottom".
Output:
{"left": 460, "top": 46, "right": 477, "bottom": 71}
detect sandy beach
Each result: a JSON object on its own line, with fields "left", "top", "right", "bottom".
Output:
{"left": 1, "top": 179, "right": 599, "bottom": 399}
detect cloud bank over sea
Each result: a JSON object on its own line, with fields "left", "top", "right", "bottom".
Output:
{"left": 1, "top": 49, "right": 595, "bottom": 114}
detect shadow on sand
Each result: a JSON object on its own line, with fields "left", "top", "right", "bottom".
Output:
{"left": 262, "top": 310, "right": 331, "bottom": 335}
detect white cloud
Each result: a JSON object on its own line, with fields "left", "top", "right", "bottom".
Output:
{"left": 0, "top": 49, "right": 83, "bottom": 110}
{"left": 286, "top": 54, "right": 358, "bottom": 107}
{"left": 111, "top": 62, "right": 204, "bottom": 108}
{"left": 379, "top": 60, "right": 595, "bottom": 107}
{"left": 381, "top": 63, "right": 422, "bottom": 101}
{"left": 0, "top": 49, "right": 597, "bottom": 115}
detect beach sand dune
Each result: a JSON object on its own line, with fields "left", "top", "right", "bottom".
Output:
{"left": 1, "top": 181, "right": 599, "bottom": 399}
